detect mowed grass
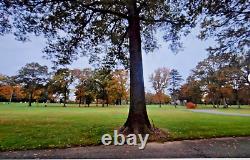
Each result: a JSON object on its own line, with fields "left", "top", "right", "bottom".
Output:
{"left": 0, "top": 103, "right": 250, "bottom": 151}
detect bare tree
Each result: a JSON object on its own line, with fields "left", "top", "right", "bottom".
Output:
{"left": 149, "top": 67, "right": 170, "bottom": 107}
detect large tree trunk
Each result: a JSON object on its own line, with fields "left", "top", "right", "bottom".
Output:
{"left": 121, "top": 0, "right": 151, "bottom": 134}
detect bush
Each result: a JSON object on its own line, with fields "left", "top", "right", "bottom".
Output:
{"left": 186, "top": 102, "right": 197, "bottom": 109}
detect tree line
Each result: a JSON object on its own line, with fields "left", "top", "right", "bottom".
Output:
{"left": 0, "top": 63, "right": 129, "bottom": 107}
{"left": 146, "top": 53, "right": 250, "bottom": 108}
{"left": 1, "top": 54, "right": 249, "bottom": 108}
{"left": 0, "top": 62, "right": 183, "bottom": 107}
{"left": 178, "top": 53, "right": 250, "bottom": 108}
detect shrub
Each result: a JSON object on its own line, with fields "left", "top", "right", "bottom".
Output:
{"left": 186, "top": 102, "right": 197, "bottom": 109}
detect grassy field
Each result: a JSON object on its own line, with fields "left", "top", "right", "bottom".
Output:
{"left": 0, "top": 103, "right": 250, "bottom": 151}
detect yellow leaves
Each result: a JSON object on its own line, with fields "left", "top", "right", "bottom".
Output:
{"left": 0, "top": 85, "right": 13, "bottom": 100}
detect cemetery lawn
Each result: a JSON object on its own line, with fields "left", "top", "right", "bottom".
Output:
{"left": 0, "top": 103, "right": 250, "bottom": 151}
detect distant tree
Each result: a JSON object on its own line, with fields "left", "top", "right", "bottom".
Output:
{"left": 72, "top": 68, "right": 93, "bottom": 107}
{"left": 107, "top": 69, "right": 128, "bottom": 105}
{"left": 93, "top": 68, "right": 112, "bottom": 107}
{"left": 0, "top": 75, "right": 17, "bottom": 102}
{"left": 33, "top": 88, "right": 43, "bottom": 103}
{"left": 223, "top": 55, "right": 246, "bottom": 108}
{"left": 11, "top": 85, "right": 25, "bottom": 102}
{"left": 46, "top": 77, "right": 61, "bottom": 103}
{"left": 179, "top": 78, "right": 203, "bottom": 104}
{"left": 238, "top": 85, "right": 250, "bottom": 105}
{"left": 168, "top": 69, "right": 183, "bottom": 108}
{"left": 149, "top": 67, "right": 170, "bottom": 107}
{"left": 145, "top": 91, "right": 171, "bottom": 105}
{"left": 51, "top": 68, "right": 73, "bottom": 107}
{"left": 74, "top": 85, "right": 86, "bottom": 107}
{"left": 191, "top": 53, "right": 248, "bottom": 108}
{"left": 153, "top": 93, "right": 171, "bottom": 106}
{"left": 85, "top": 94, "right": 95, "bottom": 107}
{"left": 145, "top": 92, "right": 155, "bottom": 105}
{"left": 0, "top": 85, "right": 13, "bottom": 102}
{"left": 16, "top": 63, "right": 48, "bottom": 106}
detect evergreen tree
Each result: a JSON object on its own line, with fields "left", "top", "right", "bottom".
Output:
{"left": 168, "top": 69, "right": 183, "bottom": 108}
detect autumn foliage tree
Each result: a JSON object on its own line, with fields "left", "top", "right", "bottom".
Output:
{"left": 0, "top": 85, "right": 13, "bottom": 101}
{"left": 179, "top": 78, "right": 203, "bottom": 104}
{"left": 107, "top": 69, "right": 128, "bottom": 105}
{"left": 72, "top": 68, "right": 93, "bottom": 107}
{"left": 50, "top": 68, "right": 73, "bottom": 107}
{"left": 0, "top": 75, "right": 15, "bottom": 102}
{"left": 0, "top": 85, "right": 25, "bottom": 102}
{"left": 190, "top": 53, "right": 249, "bottom": 107}
{"left": 149, "top": 67, "right": 170, "bottom": 107}
{"left": 145, "top": 92, "right": 171, "bottom": 105}
{"left": 16, "top": 63, "right": 48, "bottom": 106}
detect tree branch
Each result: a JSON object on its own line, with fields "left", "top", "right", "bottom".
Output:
{"left": 82, "top": 3, "right": 128, "bottom": 19}
{"left": 140, "top": 16, "right": 178, "bottom": 25}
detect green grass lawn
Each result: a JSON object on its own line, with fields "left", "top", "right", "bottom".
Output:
{"left": 0, "top": 103, "right": 250, "bottom": 151}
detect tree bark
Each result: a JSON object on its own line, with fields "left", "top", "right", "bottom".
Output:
{"left": 121, "top": 0, "right": 151, "bottom": 134}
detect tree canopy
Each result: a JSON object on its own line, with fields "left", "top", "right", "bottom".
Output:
{"left": 188, "top": 53, "right": 250, "bottom": 107}
{"left": 16, "top": 62, "right": 48, "bottom": 106}
{"left": 0, "top": 0, "right": 198, "bottom": 66}
{"left": 196, "top": 0, "right": 249, "bottom": 56}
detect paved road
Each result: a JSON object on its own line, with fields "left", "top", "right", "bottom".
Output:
{"left": 189, "top": 109, "right": 250, "bottom": 117}
{"left": 1, "top": 137, "right": 250, "bottom": 158}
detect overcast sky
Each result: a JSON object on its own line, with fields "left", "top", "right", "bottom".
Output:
{"left": 0, "top": 28, "right": 214, "bottom": 92}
